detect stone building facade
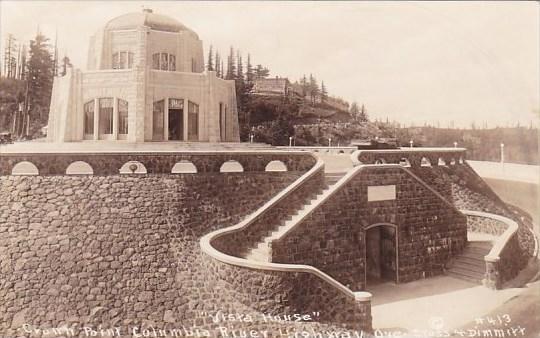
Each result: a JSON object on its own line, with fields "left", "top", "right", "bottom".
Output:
{"left": 47, "top": 9, "right": 239, "bottom": 143}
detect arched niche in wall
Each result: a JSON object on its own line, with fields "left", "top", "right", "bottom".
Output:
{"left": 171, "top": 161, "right": 198, "bottom": 174}
{"left": 420, "top": 157, "right": 432, "bottom": 167}
{"left": 11, "top": 161, "right": 39, "bottom": 175}
{"left": 66, "top": 161, "right": 94, "bottom": 175}
{"left": 265, "top": 160, "right": 288, "bottom": 172}
{"left": 119, "top": 161, "right": 147, "bottom": 174}
{"left": 399, "top": 158, "right": 411, "bottom": 167}
{"left": 220, "top": 160, "right": 244, "bottom": 173}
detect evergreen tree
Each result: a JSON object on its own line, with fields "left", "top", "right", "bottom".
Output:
{"left": 308, "top": 74, "right": 319, "bottom": 105}
{"left": 27, "top": 32, "right": 54, "bottom": 131}
{"left": 246, "top": 54, "right": 254, "bottom": 83}
{"left": 320, "top": 81, "right": 328, "bottom": 103}
{"left": 236, "top": 51, "right": 244, "bottom": 81}
{"left": 207, "top": 45, "right": 214, "bottom": 71}
{"left": 60, "top": 55, "right": 72, "bottom": 76}
{"left": 300, "top": 75, "right": 308, "bottom": 97}
{"left": 358, "top": 104, "right": 368, "bottom": 122}
{"left": 215, "top": 51, "right": 221, "bottom": 77}
{"left": 225, "top": 46, "right": 236, "bottom": 80}
{"left": 350, "top": 101, "right": 360, "bottom": 122}
{"left": 254, "top": 64, "right": 269, "bottom": 79}
{"left": 221, "top": 60, "right": 224, "bottom": 79}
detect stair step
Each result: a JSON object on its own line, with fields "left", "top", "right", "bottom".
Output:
{"left": 459, "top": 251, "right": 487, "bottom": 261}
{"left": 468, "top": 241, "right": 493, "bottom": 249}
{"left": 448, "top": 266, "right": 485, "bottom": 279}
{"left": 447, "top": 269, "right": 484, "bottom": 283}
{"left": 451, "top": 261, "right": 485, "bottom": 274}
{"left": 453, "top": 256, "right": 485, "bottom": 268}
{"left": 463, "top": 247, "right": 490, "bottom": 255}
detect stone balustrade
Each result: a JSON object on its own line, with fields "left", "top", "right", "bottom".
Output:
{"left": 0, "top": 150, "right": 317, "bottom": 175}
{"left": 352, "top": 148, "right": 467, "bottom": 167}
{"left": 461, "top": 210, "right": 528, "bottom": 289}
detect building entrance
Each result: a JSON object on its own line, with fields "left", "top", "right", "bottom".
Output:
{"left": 365, "top": 224, "right": 397, "bottom": 285}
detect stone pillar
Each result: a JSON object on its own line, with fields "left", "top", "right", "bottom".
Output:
{"left": 354, "top": 291, "right": 373, "bottom": 333}
{"left": 483, "top": 257, "right": 500, "bottom": 290}
{"left": 132, "top": 27, "right": 148, "bottom": 142}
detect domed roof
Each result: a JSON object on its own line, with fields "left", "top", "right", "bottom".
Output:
{"left": 105, "top": 9, "right": 195, "bottom": 35}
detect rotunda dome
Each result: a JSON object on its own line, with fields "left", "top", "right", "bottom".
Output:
{"left": 105, "top": 9, "right": 196, "bottom": 35}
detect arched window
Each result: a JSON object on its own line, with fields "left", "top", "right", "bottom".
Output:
{"left": 188, "top": 101, "right": 199, "bottom": 141}
{"left": 112, "top": 51, "right": 134, "bottom": 69}
{"left": 169, "top": 55, "right": 176, "bottom": 71}
{"left": 152, "top": 53, "right": 176, "bottom": 71}
{"left": 99, "top": 98, "right": 113, "bottom": 135}
{"left": 118, "top": 99, "right": 128, "bottom": 135}
{"left": 83, "top": 101, "right": 94, "bottom": 135}
{"left": 152, "top": 100, "right": 165, "bottom": 140}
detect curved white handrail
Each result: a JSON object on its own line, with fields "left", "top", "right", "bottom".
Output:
{"left": 460, "top": 210, "right": 519, "bottom": 263}
{"left": 200, "top": 157, "right": 371, "bottom": 300}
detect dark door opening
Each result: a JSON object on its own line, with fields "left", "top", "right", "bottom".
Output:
{"left": 366, "top": 225, "right": 397, "bottom": 285}
{"left": 168, "top": 108, "right": 183, "bottom": 141}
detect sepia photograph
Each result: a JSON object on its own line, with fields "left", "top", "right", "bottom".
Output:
{"left": 0, "top": 1, "right": 538, "bottom": 337}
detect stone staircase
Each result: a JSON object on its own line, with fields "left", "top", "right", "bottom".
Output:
{"left": 244, "top": 172, "right": 348, "bottom": 262}
{"left": 446, "top": 241, "right": 491, "bottom": 283}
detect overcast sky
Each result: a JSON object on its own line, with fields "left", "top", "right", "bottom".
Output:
{"left": 1, "top": 1, "right": 538, "bottom": 128}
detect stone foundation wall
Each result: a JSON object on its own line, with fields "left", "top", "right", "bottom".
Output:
{"left": 272, "top": 166, "right": 468, "bottom": 289}
{"left": 0, "top": 172, "right": 300, "bottom": 336}
{"left": 201, "top": 253, "right": 372, "bottom": 332}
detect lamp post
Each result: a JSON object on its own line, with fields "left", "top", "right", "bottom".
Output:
{"left": 289, "top": 136, "right": 293, "bottom": 147}
{"left": 409, "top": 140, "right": 413, "bottom": 148}
{"left": 249, "top": 134, "right": 254, "bottom": 144}
{"left": 328, "top": 138, "right": 332, "bottom": 147}
{"left": 500, "top": 143, "right": 505, "bottom": 164}
{"left": 454, "top": 141, "right": 458, "bottom": 148}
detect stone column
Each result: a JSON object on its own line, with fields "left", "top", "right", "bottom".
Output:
{"left": 483, "top": 257, "right": 501, "bottom": 290}
{"left": 354, "top": 291, "right": 373, "bottom": 333}
{"left": 132, "top": 27, "right": 148, "bottom": 142}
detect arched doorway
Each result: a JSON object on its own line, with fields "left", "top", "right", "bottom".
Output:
{"left": 364, "top": 223, "right": 398, "bottom": 285}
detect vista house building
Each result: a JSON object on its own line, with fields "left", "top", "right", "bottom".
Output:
{"left": 47, "top": 9, "right": 240, "bottom": 143}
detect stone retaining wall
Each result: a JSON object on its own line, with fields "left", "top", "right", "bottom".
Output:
{"left": 201, "top": 253, "right": 372, "bottom": 332}
{"left": 271, "top": 166, "right": 468, "bottom": 289}
{"left": 0, "top": 172, "right": 300, "bottom": 336}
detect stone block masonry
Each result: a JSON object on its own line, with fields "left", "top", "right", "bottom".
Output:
{"left": 0, "top": 172, "right": 302, "bottom": 337}
{"left": 271, "top": 166, "right": 468, "bottom": 290}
